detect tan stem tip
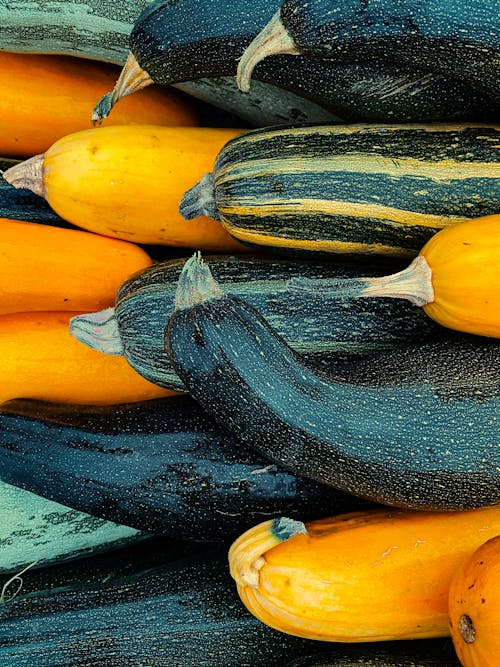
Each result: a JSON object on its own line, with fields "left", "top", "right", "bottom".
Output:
{"left": 3, "top": 154, "right": 45, "bottom": 197}
{"left": 236, "top": 10, "right": 300, "bottom": 93}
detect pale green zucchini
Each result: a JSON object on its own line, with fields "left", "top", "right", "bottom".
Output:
{"left": 181, "top": 124, "right": 500, "bottom": 258}
{"left": 0, "top": 481, "right": 146, "bottom": 575}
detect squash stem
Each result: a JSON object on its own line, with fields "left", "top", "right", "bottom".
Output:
{"left": 3, "top": 155, "right": 44, "bottom": 197}
{"left": 229, "top": 518, "right": 306, "bottom": 589}
{"left": 69, "top": 308, "right": 124, "bottom": 355}
{"left": 236, "top": 10, "right": 299, "bottom": 93}
{"left": 174, "top": 253, "right": 225, "bottom": 310}
{"left": 288, "top": 256, "right": 434, "bottom": 307}
{"left": 92, "top": 51, "right": 153, "bottom": 125}
{"left": 179, "top": 172, "right": 220, "bottom": 221}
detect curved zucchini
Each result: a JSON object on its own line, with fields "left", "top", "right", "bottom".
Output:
{"left": 0, "top": 397, "right": 367, "bottom": 541}
{"left": 180, "top": 124, "right": 500, "bottom": 258}
{"left": 164, "top": 255, "right": 500, "bottom": 511}
{"left": 237, "top": 0, "right": 500, "bottom": 106}
{"left": 0, "top": 549, "right": 332, "bottom": 666}
{"left": 71, "top": 256, "right": 445, "bottom": 391}
{"left": 94, "top": 0, "right": 494, "bottom": 124}
{"left": 0, "top": 480, "right": 145, "bottom": 575}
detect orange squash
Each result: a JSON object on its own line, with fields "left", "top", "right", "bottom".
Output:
{"left": 0, "top": 51, "right": 199, "bottom": 158}
{"left": 0, "top": 218, "right": 152, "bottom": 314}
{"left": 229, "top": 508, "right": 500, "bottom": 642}
{"left": 3, "top": 125, "right": 248, "bottom": 251}
{"left": 0, "top": 311, "right": 175, "bottom": 405}
{"left": 448, "top": 534, "right": 500, "bottom": 666}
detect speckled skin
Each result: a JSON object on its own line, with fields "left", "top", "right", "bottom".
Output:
{"left": 113, "top": 256, "right": 444, "bottom": 390}
{"left": 0, "top": 549, "right": 333, "bottom": 666}
{"left": 165, "top": 259, "right": 500, "bottom": 510}
{"left": 279, "top": 0, "right": 500, "bottom": 104}
{"left": 0, "top": 397, "right": 368, "bottom": 542}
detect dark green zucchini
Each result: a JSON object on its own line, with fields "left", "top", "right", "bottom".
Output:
{"left": 237, "top": 0, "right": 500, "bottom": 107}
{"left": 0, "top": 397, "right": 367, "bottom": 541}
{"left": 70, "top": 256, "right": 446, "bottom": 391}
{"left": 164, "top": 255, "right": 500, "bottom": 511}
{"left": 0, "top": 548, "right": 332, "bottom": 666}
{"left": 92, "top": 0, "right": 494, "bottom": 124}
{"left": 180, "top": 124, "right": 500, "bottom": 258}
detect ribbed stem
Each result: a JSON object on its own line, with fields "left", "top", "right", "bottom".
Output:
{"left": 92, "top": 51, "right": 153, "bottom": 124}
{"left": 3, "top": 155, "right": 45, "bottom": 197}
{"left": 288, "top": 256, "right": 434, "bottom": 307}
{"left": 229, "top": 518, "right": 306, "bottom": 589}
{"left": 236, "top": 10, "right": 299, "bottom": 93}
{"left": 69, "top": 308, "right": 124, "bottom": 355}
{"left": 179, "top": 172, "right": 220, "bottom": 221}
{"left": 174, "top": 253, "right": 225, "bottom": 310}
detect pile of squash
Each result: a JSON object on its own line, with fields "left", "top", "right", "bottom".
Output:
{"left": 0, "top": 0, "right": 498, "bottom": 665}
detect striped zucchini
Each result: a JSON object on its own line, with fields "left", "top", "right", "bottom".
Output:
{"left": 164, "top": 255, "right": 500, "bottom": 511}
{"left": 180, "top": 124, "right": 500, "bottom": 258}
{"left": 70, "top": 256, "right": 445, "bottom": 391}
{"left": 0, "top": 480, "right": 145, "bottom": 575}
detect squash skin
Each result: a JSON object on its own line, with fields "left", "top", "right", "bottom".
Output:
{"left": 0, "top": 549, "right": 333, "bottom": 666}
{"left": 448, "top": 534, "right": 500, "bottom": 666}
{"left": 181, "top": 124, "right": 500, "bottom": 258}
{"left": 164, "top": 256, "right": 500, "bottom": 510}
{"left": 421, "top": 214, "right": 500, "bottom": 338}
{"left": 285, "top": 643, "right": 460, "bottom": 666}
{"left": 105, "top": 256, "right": 445, "bottom": 391}
{"left": 0, "top": 218, "right": 152, "bottom": 314}
{"left": 14, "top": 125, "right": 248, "bottom": 250}
{"left": 0, "top": 311, "right": 173, "bottom": 405}
{"left": 0, "top": 51, "right": 198, "bottom": 159}
{"left": 229, "top": 509, "right": 500, "bottom": 642}
{"left": 0, "top": 396, "right": 368, "bottom": 540}
{"left": 278, "top": 0, "right": 500, "bottom": 104}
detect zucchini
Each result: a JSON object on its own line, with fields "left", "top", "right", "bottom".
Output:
{"left": 0, "top": 397, "right": 367, "bottom": 541}
{"left": 70, "top": 256, "right": 445, "bottom": 391}
{"left": 93, "top": 0, "right": 494, "bottom": 124}
{"left": 0, "top": 548, "right": 332, "bottom": 666}
{"left": 237, "top": 0, "right": 500, "bottom": 107}
{"left": 180, "top": 124, "right": 500, "bottom": 258}
{"left": 0, "top": 480, "right": 145, "bottom": 575}
{"left": 284, "top": 643, "right": 460, "bottom": 666}
{"left": 164, "top": 255, "right": 500, "bottom": 511}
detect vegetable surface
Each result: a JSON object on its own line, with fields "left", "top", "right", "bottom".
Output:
{"left": 289, "top": 214, "right": 500, "bottom": 338}
{"left": 0, "top": 218, "right": 152, "bottom": 314}
{"left": 71, "top": 256, "right": 445, "bottom": 391}
{"left": 164, "top": 255, "right": 500, "bottom": 510}
{"left": 448, "top": 534, "right": 500, "bottom": 666}
{"left": 0, "top": 311, "right": 173, "bottom": 405}
{"left": 237, "top": 0, "right": 500, "bottom": 106}
{"left": 229, "top": 509, "right": 500, "bottom": 641}
{"left": 180, "top": 124, "right": 500, "bottom": 258}
{"left": 3, "top": 126, "right": 247, "bottom": 250}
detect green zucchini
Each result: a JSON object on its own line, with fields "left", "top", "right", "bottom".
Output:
{"left": 0, "top": 548, "right": 332, "bottom": 666}
{"left": 0, "top": 480, "right": 145, "bottom": 575}
{"left": 180, "top": 124, "right": 500, "bottom": 258}
{"left": 70, "top": 256, "right": 445, "bottom": 391}
{"left": 164, "top": 255, "right": 500, "bottom": 511}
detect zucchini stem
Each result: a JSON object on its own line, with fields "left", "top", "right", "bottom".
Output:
{"left": 179, "top": 172, "right": 220, "bottom": 221}
{"left": 236, "top": 10, "right": 299, "bottom": 93}
{"left": 3, "top": 155, "right": 44, "bottom": 197}
{"left": 92, "top": 51, "right": 153, "bottom": 125}
{"left": 288, "top": 255, "right": 434, "bottom": 307}
{"left": 70, "top": 308, "right": 124, "bottom": 355}
{"left": 174, "top": 253, "right": 225, "bottom": 310}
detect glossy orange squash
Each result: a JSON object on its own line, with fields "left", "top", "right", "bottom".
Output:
{"left": 229, "top": 508, "right": 500, "bottom": 642}
{"left": 448, "top": 534, "right": 500, "bottom": 666}
{"left": 3, "top": 125, "right": 247, "bottom": 251}
{"left": 0, "top": 311, "right": 175, "bottom": 405}
{"left": 0, "top": 218, "right": 152, "bottom": 314}
{"left": 0, "top": 51, "right": 199, "bottom": 158}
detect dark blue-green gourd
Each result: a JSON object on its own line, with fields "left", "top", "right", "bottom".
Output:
{"left": 0, "top": 397, "right": 367, "bottom": 541}
{"left": 237, "top": 0, "right": 500, "bottom": 108}
{"left": 164, "top": 255, "right": 500, "bottom": 511}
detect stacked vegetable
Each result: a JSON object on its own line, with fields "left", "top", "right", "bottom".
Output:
{"left": 0, "top": 0, "right": 499, "bottom": 665}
